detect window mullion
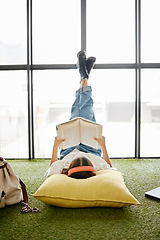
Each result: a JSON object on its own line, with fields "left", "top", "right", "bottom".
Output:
{"left": 135, "top": 0, "right": 141, "bottom": 158}
{"left": 27, "top": 0, "right": 34, "bottom": 159}
{"left": 81, "top": 0, "right": 86, "bottom": 50}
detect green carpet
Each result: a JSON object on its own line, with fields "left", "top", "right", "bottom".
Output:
{"left": 0, "top": 159, "right": 160, "bottom": 240}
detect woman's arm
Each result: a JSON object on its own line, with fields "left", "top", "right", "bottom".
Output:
{"left": 94, "top": 136, "right": 112, "bottom": 167}
{"left": 50, "top": 137, "right": 65, "bottom": 166}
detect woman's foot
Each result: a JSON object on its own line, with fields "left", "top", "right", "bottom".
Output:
{"left": 77, "top": 50, "right": 89, "bottom": 81}
{"left": 86, "top": 57, "right": 96, "bottom": 74}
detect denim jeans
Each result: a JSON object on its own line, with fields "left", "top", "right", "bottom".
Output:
{"left": 60, "top": 86, "right": 102, "bottom": 159}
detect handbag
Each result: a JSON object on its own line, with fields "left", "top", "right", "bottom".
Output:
{"left": 0, "top": 157, "right": 39, "bottom": 213}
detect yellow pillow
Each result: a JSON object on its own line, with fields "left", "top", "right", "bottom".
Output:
{"left": 32, "top": 170, "right": 140, "bottom": 208}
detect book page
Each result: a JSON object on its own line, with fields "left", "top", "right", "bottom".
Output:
{"left": 56, "top": 120, "right": 80, "bottom": 149}
{"left": 80, "top": 120, "right": 102, "bottom": 149}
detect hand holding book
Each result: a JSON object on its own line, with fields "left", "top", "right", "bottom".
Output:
{"left": 94, "top": 136, "right": 112, "bottom": 167}
{"left": 54, "top": 137, "right": 66, "bottom": 148}
{"left": 50, "top": 137, "right": 66, "bottom": 166}
{"left": 94, "top": 136, "right": 106, "bottom": 149}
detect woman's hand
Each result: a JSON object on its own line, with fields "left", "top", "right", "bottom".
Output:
{"left": 50, "top": 137, "right": 66, "bottom": 166}
{"left": 94, "top": 136, "right": 112, "bottom": 167}
{"left": 53, "top": 137, "right": 66, "bottom": 149}
{"left": 94, "top": 136, "right": 106, "bottom": 149}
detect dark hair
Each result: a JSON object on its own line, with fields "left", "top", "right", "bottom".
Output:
{"left": 68, "top": 157, "right": 96, "bottom": 179}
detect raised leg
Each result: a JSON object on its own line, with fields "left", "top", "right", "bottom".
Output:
{"left": 70, "top": 85, "right": 96, "bottom": 122}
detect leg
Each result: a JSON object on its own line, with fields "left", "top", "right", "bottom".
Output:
{"left": 60, "top": 51, "right": 100, "bottom": 159}
{"left": 69, "top": 81, "right": 102, "bottom": 157}
{"left": 70, "top": 80, "right": 96, "bottom": 122}
{"left": 60, "top": 83, "right": 97, "bottom": 159}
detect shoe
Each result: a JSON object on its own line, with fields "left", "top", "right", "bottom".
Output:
{"left": 77, "top": 50, "right": 89, "bottom": 80}
{"left": 86, "top": 57, "right": 96, "bottom": 74}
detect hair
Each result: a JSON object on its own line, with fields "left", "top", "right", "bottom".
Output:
{"left": 67, "top": 157, "right": 96, "bottom": 179}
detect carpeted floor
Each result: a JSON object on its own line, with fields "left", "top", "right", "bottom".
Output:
{"left": 0, "top": 159, "right": 160, "bottom": 240}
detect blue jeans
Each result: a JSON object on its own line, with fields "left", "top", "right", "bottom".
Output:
{"left": 60, "top": 86, "right": 102, "bottom": 159}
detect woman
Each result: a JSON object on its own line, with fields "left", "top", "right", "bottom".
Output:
{"left": 46, "top": 50, "right": 113, "bottom": 179}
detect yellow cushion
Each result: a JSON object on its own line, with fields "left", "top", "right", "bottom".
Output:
{"left": 32, "top": 170, "right": 140, "bottom": 208}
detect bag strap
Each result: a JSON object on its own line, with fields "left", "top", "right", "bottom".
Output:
{"left": 19, "top": 178, "right": 28, "bottom": 204}
{"left": 19, "top": 178, "right": 39, "bottom": 213}
{"left": 0, "top": 157, "right": 7, "bottom": 169}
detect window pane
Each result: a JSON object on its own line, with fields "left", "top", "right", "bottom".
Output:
{"left": 141, "top": 70, "right": 160, "bottom": 157}
{"left": 141, "top": 0, "right": 160, "bottom": 62}
{"left": 0, "top": 71, "right": 28, "bottom": 158}
{"left": 87, "top": 0, "right": 135, "bottom": 63}
{"left": 32, "top": 0, "right": 80, "bottom": 64}
{"left": 33, "top": 70, "right": 79, "bottom": 158}
{"left": 91, "top": 70, "right": 135, "bottom": 158}
{"left": 0, "top": 0, "right": 27, "bottom": 64}
{"left": 33, "top": 69, "right": 135, "bottom": 158}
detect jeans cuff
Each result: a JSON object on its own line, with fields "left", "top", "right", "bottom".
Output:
{"left": 75, "top": 86, "right": 92, "bottom": 97}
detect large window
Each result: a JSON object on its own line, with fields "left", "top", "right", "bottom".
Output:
{"left": 0, "top": 0, "right": 160, "bottom": 159}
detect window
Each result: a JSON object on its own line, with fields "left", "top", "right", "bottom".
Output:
{"left": 0, "top": 0, "right": 160, "bottom": 158}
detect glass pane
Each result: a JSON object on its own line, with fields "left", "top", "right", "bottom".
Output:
{"left": 141, "top": 70, "right": 160, "bottom": 157}
{"left": 33, "top": 69, "right": 135, "bottom": 158}
{"left": 0, "top": 71, "right": 28, "bottom": 158}
{"left": 91, "top": 70, "right": 135, "bottom": 158}
{"left": 0, "top": 0, "right": 27, "bottom": 64}
{"left": 33, "top": 70, "right": 79, "bottom": 158}
{"left": 141, "top": 0, "right": 160, "bottom": 63}
{"left": 32, "top": 0, "right": 80, "bottom": 64}
{"left": 87, "top": 0, "right": 135, "bottom": 63}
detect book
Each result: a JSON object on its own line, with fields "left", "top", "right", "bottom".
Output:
{"left": 145, "top": 187, "right": 160, "bottom": 200}
{"left": 56, "top": 117, "right": 102, "bottom": 149}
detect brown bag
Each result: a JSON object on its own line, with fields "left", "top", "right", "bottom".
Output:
{"left": 0, "top": 157, "right": 39, "bottom": 213}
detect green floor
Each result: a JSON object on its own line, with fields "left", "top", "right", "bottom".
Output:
{"left": 0, "top": 159, "right": 160, "bottom": 240}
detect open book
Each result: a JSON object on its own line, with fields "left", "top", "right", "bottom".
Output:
{"left": 56, "top": 117, "right": 102, "bottom": 149}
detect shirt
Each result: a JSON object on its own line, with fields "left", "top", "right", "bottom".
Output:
{"left": 45, "top": 148, "right": 111, "bottom": 178}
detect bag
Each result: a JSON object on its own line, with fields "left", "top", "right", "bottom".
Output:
{"left": 0, "top": 157, "right": 39, "bottom": 213}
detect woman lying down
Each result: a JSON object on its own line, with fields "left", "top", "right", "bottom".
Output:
{"left": 46, "top": 50, "right": 116, "bottom": 179}
{"left": 45, "top": 136, "right": 117, "bottom": 179}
